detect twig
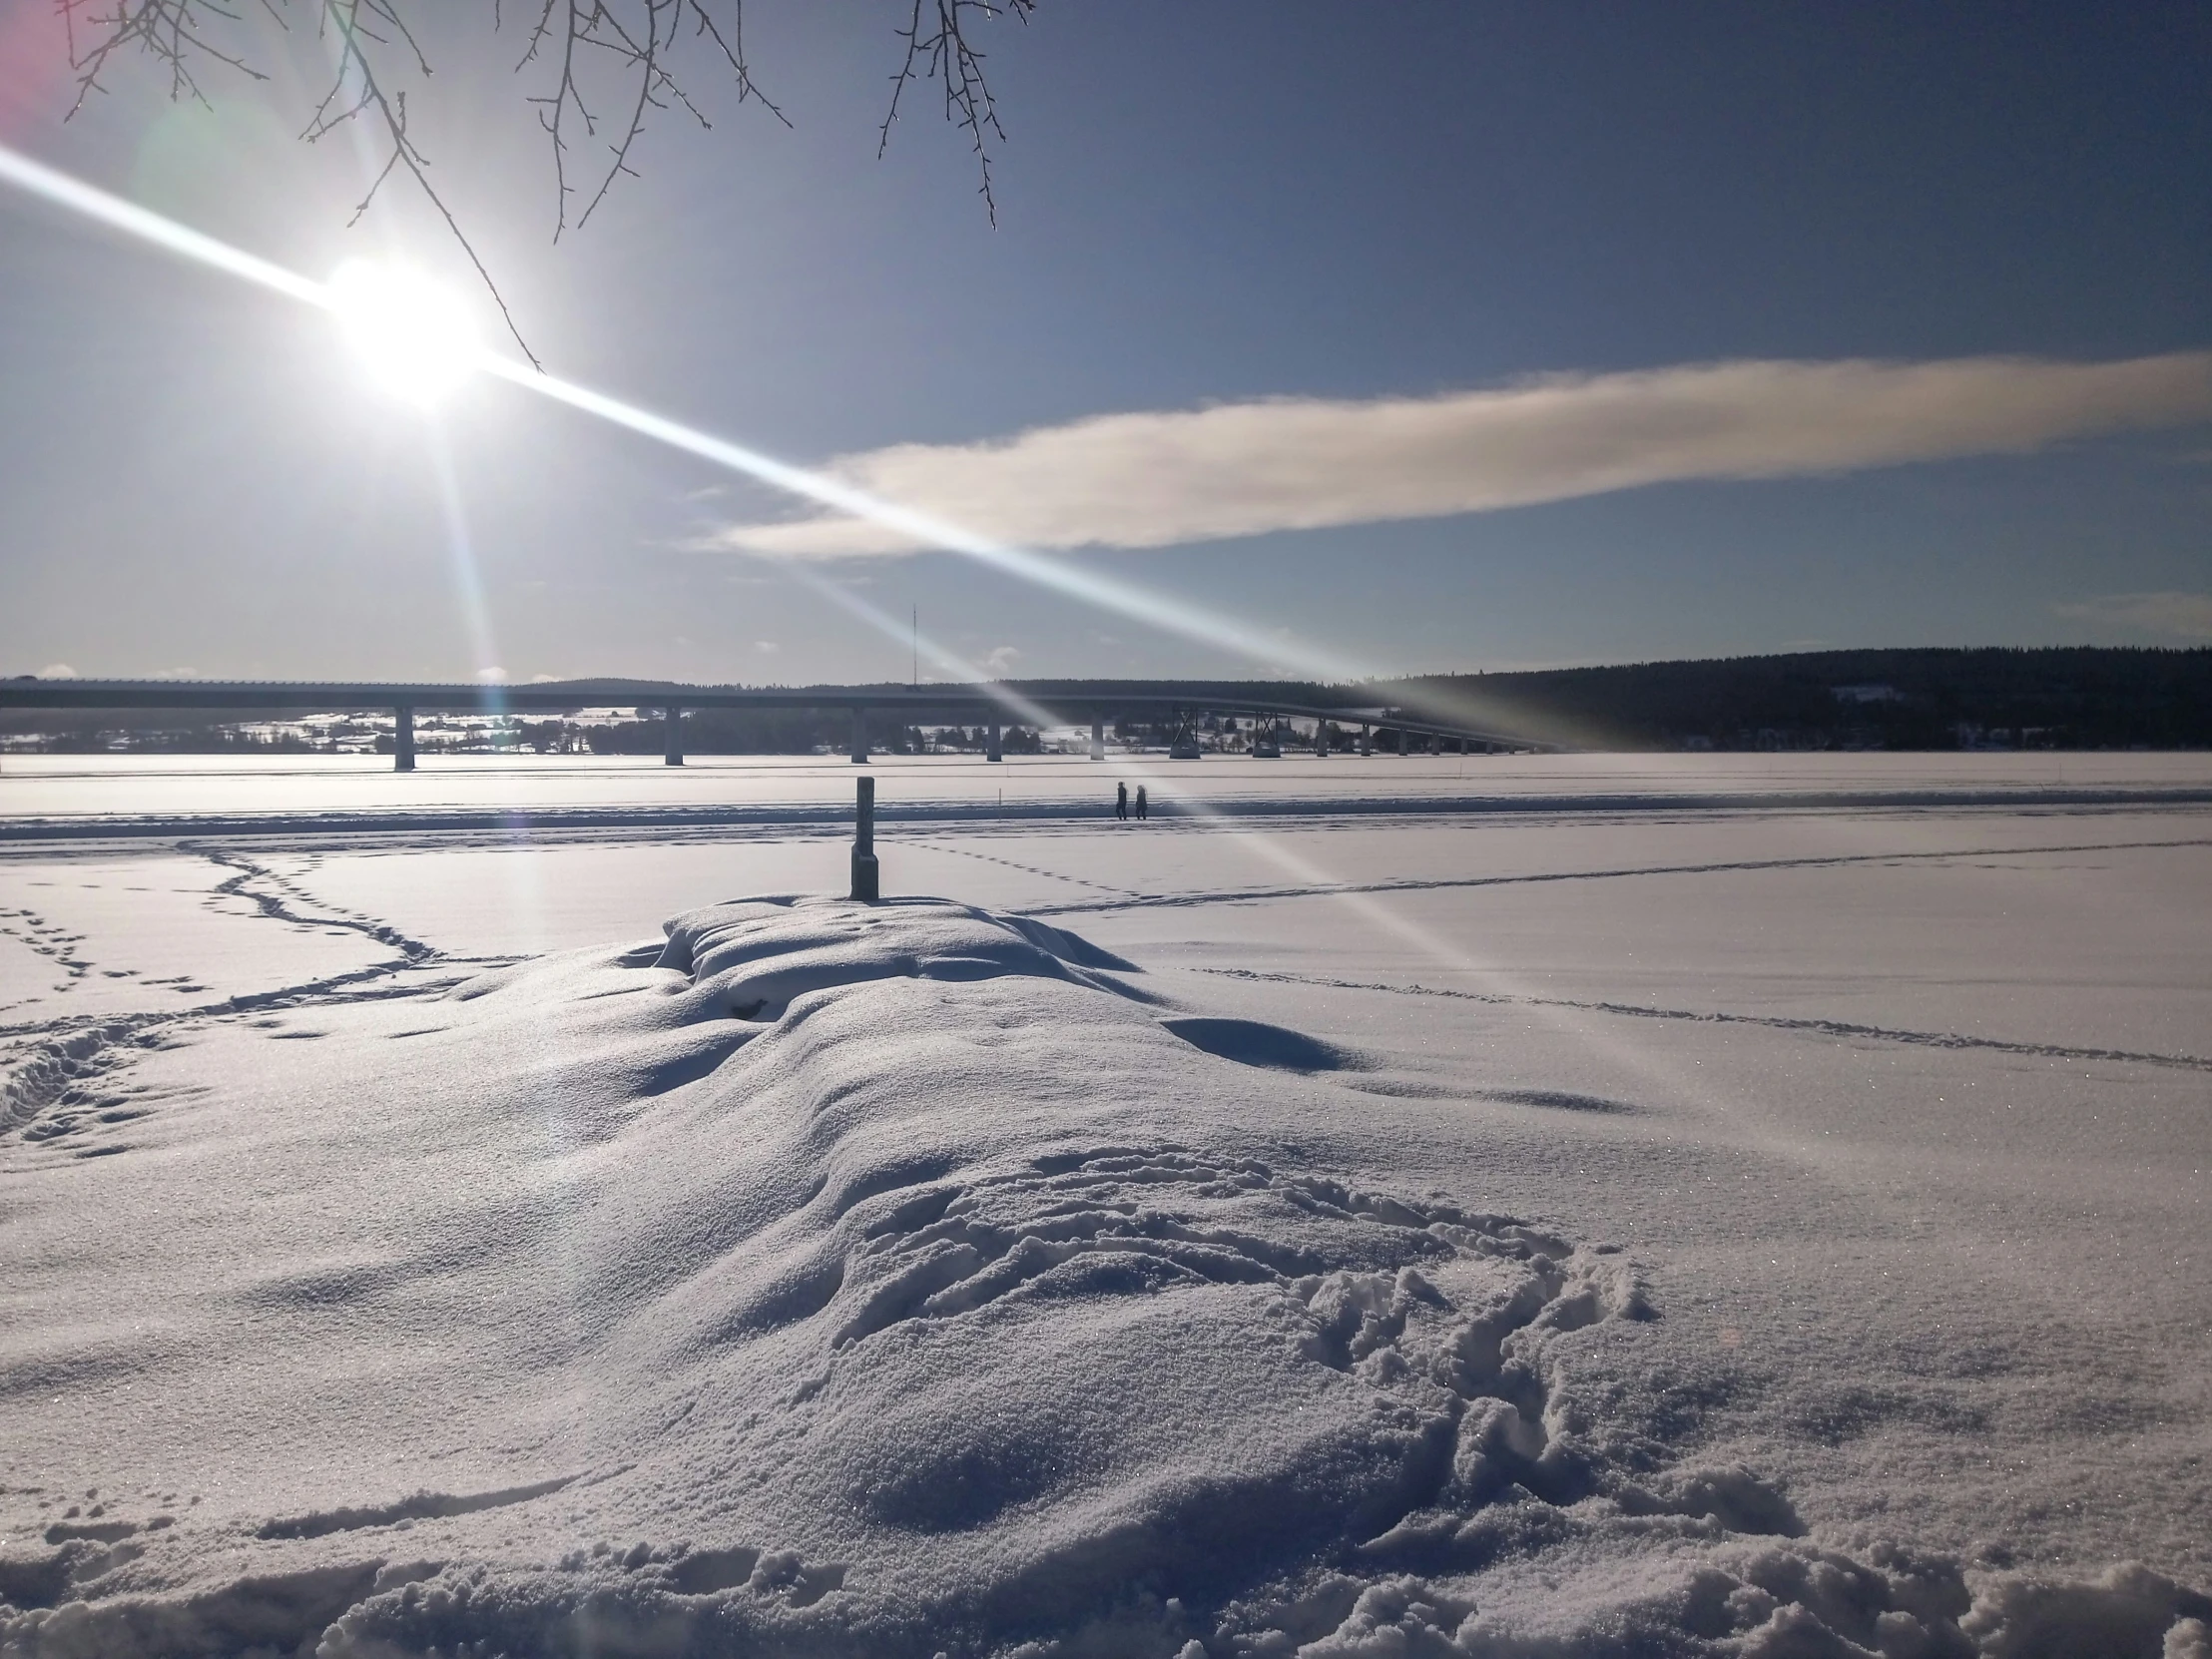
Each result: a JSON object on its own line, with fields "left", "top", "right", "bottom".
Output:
{"left": 58, "top": 1, "right": 1034, "bottom": 347}
{"left": 880, "top": 0, "right": 1033, "bottom": 226}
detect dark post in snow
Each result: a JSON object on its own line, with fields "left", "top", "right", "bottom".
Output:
{"left": 850, "top": 775, "right": 879, "bottom": 902}
{"left": 1090, "top": 719, "right": 1106, "bottom": 762}
{"left": 664, "top": 705, "right": 684, "bottom": 767}
{"left": 986, "top": 721, "right": 1003, "bottom": 764}
{"left": 394, "top": 706, "right": 416, "bottom": 773}
{"left": 849, "top": 707, "right": 869, "bottom": 765}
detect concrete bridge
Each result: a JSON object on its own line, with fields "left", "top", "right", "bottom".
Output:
{"left": 0, "top": 676, "right": 1563, "bottom": 770}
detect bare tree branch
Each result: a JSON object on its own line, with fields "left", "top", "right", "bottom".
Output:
{"left": 302, "top": 1, "right": 545, "bottom": 362}
{"left": 62, "top": 0, "right": 273, "bottom": 115}
{"left": 879, "top": 0, "right": 1032, "bottom": 226}
{"left": 58, "top": 2, "right": 1035, "bottom": 352}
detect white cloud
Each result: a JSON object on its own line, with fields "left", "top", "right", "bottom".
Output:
{"left": 477, "top": 667, "right": 508, "bottom": 682}
{"left": 754, "top": 640, "right": 781, "bottom": 654}
{"left": 2052, "top": 591, "right": 2212, "bottom": 640}
{"left": 982, "top": 645, "right": 1022, "bottom": 676}
{"left": 703, "top": 351, "right": 2212, "bottom": 557}
{"left": 36, "top": 663, "right": 77, "bottom": 679}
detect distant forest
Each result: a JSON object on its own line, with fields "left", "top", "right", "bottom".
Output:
{"left": 1394, "top": 647, "right": 2212, "bottom": 752}
{"left": 0, "top": 647, "right": 2205, "bottom": 754}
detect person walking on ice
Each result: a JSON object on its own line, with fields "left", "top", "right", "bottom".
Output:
{"left": 1135, "top": 786, "right": 1148, "bottom": 821}
{"left": 1115, "top": 782, "right": 1128, "bottom": 821}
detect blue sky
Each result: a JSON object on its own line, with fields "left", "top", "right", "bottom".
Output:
{"left": 0, "top": 1, "right": 2206, "bottom": 683}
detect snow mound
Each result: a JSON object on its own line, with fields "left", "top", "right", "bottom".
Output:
{"left": 1, "top": 895, "right": 2203, "bottom": 1658}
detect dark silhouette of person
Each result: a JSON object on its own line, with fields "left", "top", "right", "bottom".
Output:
{"left": 1116, "top": 782, "right": 1128, "bottom": 821}
{"left": 1135, "top": 785, "right": 1149, "bottom": 821}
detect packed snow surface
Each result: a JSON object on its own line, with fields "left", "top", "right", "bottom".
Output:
{"left": 2, "top": 758, "right": 2208, "bottom": 1655}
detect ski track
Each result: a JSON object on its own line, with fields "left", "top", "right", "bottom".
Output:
{"left": 905, "top": 829, "right": 2212, "bottom": 1074}
{"left": 907, "top": 837, "right": 1148, "bottom": 899}
{"left": 1024, "top": 834, "right": 2212, "bottom": 915}
{"left": 1193, "top": 966, "right": 2212, "bottom": 1075}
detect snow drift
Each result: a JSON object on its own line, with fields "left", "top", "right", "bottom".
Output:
{"left": 1, "top": 895, "right": 2204, "bottom": 1657}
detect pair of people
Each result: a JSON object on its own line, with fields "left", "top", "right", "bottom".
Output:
{"left": 1114, "top": 782, "right": 1149, "bottom": 821}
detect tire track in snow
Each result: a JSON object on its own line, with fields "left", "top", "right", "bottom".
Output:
{"left": 1027, "top": 834, "right": 2212, "bottom": 916}
{"left": 1194, "top": 966, "right": 2212, "bottom": 1075}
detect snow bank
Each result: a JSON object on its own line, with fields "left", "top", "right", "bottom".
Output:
{"left": 1, "top": 895, "right": 2202, "bottom": 1657}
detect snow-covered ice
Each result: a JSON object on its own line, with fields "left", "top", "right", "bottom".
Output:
{"left": 1, "top": 757, "right": 2207, "bottom": 1656}
{"left": 0, "top": 852, "right": 419, "bottom": 1027}
{"left": 3, "top": 750, "right": 2208, "bottom": 836}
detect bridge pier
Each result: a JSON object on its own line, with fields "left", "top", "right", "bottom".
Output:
{"left": 393, "top": 706, "right": 415, "bottom": 773}
{"left": 850, "top": 707, "right": 869, "bottom": 764}
{"left": 1314, "top": 720, "right": 1330, "bottom": 758}
{"left": 986, "top": 721, "right": 1003, "bottom": 763}
{"left": 1358, "top": 724, "right": 1372, "bottom": 758}
{"left": 1090, "top": 720, "right": 1106, "bottom": 762}
{"left": 664, "top": 705, "right": 684, "bottom": 766}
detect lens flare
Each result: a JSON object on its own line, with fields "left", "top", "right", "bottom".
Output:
{"left": 328, "top": 260, "right": 481, "bottom": 405}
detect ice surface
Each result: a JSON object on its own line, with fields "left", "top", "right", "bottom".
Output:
{"left": 1, "top": 759, "right": 2207, "bottom": 1655}
{"left": 4, "top": 751, "right": 2209, "bottom": 835}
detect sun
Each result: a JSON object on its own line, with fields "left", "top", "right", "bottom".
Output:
{"left": 327, "top": 261, "right": 481, "bottom": 406}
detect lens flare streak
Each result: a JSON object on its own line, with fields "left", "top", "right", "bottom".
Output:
{"left": 0, "top": 141, "right": 1383, "bottom": 683}
{"left": 481, "top": 360, "right": 1376, "bottom": 683}
{"left": 0, "top": 145, "right": 327, "bottom": 308}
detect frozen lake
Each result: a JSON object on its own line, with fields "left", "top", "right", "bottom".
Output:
{"left": 2, "top": 753, "right": 2207, "bottom": 1654}
{"left": 3, "top": 749, "right": 2208, "bottom": 830}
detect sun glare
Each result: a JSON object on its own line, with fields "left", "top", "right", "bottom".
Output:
{"left": 328, "top": 260, "right": 480, "bottom": 406}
